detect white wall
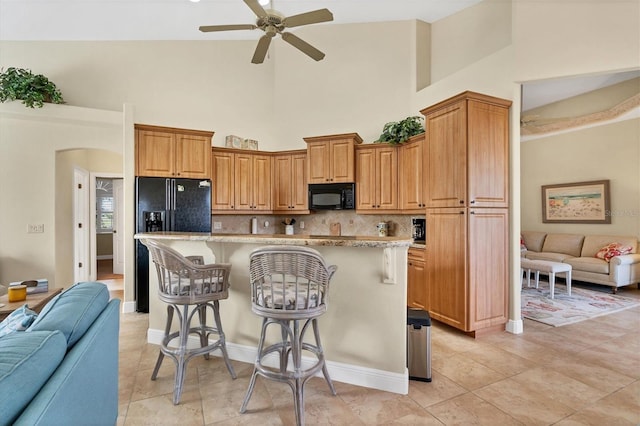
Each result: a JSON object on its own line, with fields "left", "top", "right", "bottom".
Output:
{"left": 0, "top": 104, "right": 122, "bottom": 287}
{"left": 521, "top": 119, "right": 640, "bottom": 238}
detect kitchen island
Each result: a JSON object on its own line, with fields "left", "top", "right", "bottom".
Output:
{"left": 134, "top": 232, "right": 413, "bottom": 394}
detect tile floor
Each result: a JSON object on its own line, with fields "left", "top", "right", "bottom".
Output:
{"left": 111, "top": 281, "right": 640, "bottom": 425}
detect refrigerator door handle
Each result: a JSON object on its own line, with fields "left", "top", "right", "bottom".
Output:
{"left": 165, "top": 179, "right": 173, "bottom": 231}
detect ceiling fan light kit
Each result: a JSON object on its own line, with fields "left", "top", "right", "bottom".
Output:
{"left": 199, "top": 0, "right": 333, "bottom": 64}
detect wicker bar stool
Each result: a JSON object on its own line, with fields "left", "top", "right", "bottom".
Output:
{"left": 240, "top": 245, "right": 337, "bottom": 425}
{"left": 140, "top": 238, "right": 237, "bottom": 405}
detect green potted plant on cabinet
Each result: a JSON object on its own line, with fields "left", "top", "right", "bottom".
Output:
{"left": 375, "top": 115, "right": 424, "bottom": 145}
{"left": 0, "top": 67, "right": 65, "bottom": 108}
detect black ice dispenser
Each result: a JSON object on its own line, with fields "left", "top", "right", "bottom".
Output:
{"left": 144, "top": 211, "right": 165, "bottom": 232}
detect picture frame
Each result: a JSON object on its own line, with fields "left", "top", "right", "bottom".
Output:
{"left": 541, "top": 180, "right": 611, "bottom": 224}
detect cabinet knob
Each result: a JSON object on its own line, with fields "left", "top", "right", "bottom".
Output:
{"left": 459, "top": 200, "right": 464, "bottom": 204}
{"left": 470, "top": 200, "right": 475, "bottom": 204}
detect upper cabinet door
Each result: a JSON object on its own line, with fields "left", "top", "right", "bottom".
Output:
{"left": 467, "top": 100, "right": 510, "bottom": 208}
{"left": 136, "top": 129, "right": 176, "bottom": 177}
{"left": 306, "top": 142, "right": 330, "bottom": 184}
{"left": 330, "top": 139, "right": 355, "bottom": 183}
{"left": 211, "top": 150, "right": 235, "bottom": 211}
{"left": 176, "top": 133, "right": 211, "bottom": 179}
{"left": 423, "top": 100, "right": 467, "bottom": 208}
{"left": 399, "top": 134, "right": 426, "bottom": 211}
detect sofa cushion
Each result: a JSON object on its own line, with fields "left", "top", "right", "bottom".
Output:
{"left": 0, "top": 330, "right": 67, "bottom": 425}
{"left": 564, "top": 257, "right": 610, "bottom": 274}
{"left": 0, "top": 305, "right": 38, "bottom": 338}
{"left": 28, "top": 282, "right": 109, "bottom": 348}
{"left": 541, "top": 233, "right": 585, "bottom": 257}
{"left": 582, "top": 235, "right": 638, "bottom": 257}
{"left": 524, "top": 251, "right": 575, "bottom": 262}
{"left": 521, "top": 231, "right": 547, "bottom": 253}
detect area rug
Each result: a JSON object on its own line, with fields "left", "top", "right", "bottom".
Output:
{"left": 521, "top": 281, "right": 640, "bottom": 327}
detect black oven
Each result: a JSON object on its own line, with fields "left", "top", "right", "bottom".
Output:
{"left": 308, "top": 183, "right": 355, "bottom": 210}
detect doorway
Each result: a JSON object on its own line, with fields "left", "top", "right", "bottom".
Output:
{"left": 93, "top": 175, "right": 124, "bottom": 297}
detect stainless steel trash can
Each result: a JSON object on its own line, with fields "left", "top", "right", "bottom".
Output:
{"left": 407, "top": 308, "right": 432, "bottom": 382}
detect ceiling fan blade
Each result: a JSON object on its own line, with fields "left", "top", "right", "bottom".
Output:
{"left": 252, "top": 33, "right": 275, "bottom": 64}
{"left": 244, "top": 0, "right": 267, "bottom": 18}
{"left": 199, "top": 24, "right": 257, "bottom": 32}
{"left": 283, "top": 8, "right": 334, "bottom": 28}
{"left": 281, "top": 32, "right": 325, "bottom": 61}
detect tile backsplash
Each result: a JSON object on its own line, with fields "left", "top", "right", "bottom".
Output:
{"left": 212, "top": 211, "right": 424, "bottom": 239}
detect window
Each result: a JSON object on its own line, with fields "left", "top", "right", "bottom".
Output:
{"left": 96, "top": 178, "right": 114, "bottom": 233}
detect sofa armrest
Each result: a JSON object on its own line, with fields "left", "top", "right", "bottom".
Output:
{"left": 610, "top": 253, "right": 640, "bottom": 266}
{"left": 13, "top": 299, "right": 120, "bottom": 426}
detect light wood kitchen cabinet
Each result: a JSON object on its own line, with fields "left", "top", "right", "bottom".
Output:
{"left": 421, "top": 91, "right": 511, "bottom": 336}
{"left": 399, "top": 133, "right": 426, "bottom": 212}
{"left": 426, "top": 208, "right": 509, "bottom": 335}
{"left": 420, "top": 92, "right": 511, "bottom": 208}
{"left": 355, "top": 144, "right": 398, "bottom": 213}
{"left": 304, "top": 133, "right": 362, "bottom": 183}
{"left": 135, "top": 124, "right": 212, "bottom": 179}
{"left": 211, "top": 148, "right": 271, "bottom": 212}
{"left": 407, "top": 246, "right": 427, "bottom": 310}
{"left": 234, "top": 152, "right": 272, "bottom": 211}
{"left": 211, "top": 149, "right": 235, "bottom": 211}
{"left": 273, "top": 150, "right": 308, "bottom": 213}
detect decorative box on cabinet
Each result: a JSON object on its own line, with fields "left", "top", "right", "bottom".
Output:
{"left": 407, "top": 246, "right": 427, "bottom": 310}
{"left": 399, "top": 133, "right": 426, "bottom": 212}
{"left": 420, "top": 92, "right": 511, "bottom": 208}
{"left": 304, "top": 133, "right": 362, "bottom": 184}
{"left": 135, "top": 124, "right": 212, "bottom": 179}
{"left": 355, "top": 143, "right": 398, "bottom": 213}
{"left": 273, "top": 150, "right": 309, "bottom": 213}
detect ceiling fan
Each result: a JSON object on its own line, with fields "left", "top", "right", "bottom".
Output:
{"left": 199, "top": 0, "right": 333, "bottom": 64}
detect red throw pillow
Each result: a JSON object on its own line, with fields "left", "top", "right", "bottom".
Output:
{"left": 595, "top": 243, "right": 633, "bottom": 262}
{"left": 520, "top": 236, "right": 527, "bottom": 251}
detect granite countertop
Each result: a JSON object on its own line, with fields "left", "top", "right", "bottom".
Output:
{"left": 134, "top": 232, "right": 413, "bottom": 248}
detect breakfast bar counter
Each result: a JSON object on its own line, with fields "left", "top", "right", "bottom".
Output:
{"left": 135, "top": 232, "right": 413, "bottom": 394}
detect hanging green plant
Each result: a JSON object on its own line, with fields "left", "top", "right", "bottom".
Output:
{"left": 375, "top": 116, "right": 424, "bottom": 145}
{"left": 0, "top": 67, "right": 65, "bottom": 108}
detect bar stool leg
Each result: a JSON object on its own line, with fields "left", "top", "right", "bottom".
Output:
{"left": 240, "top": 318, "right": 268, "bottom": 414}
{"left": 211, "top": 300, "right": 236, "bottom": 379}
{"left": 152, "top": 305, "right": 174, "bottom": 381}
{"left": 198, "top": 305, "right": 209, "bottom": 360}
{"left": 312, "top": 318, "right": 336, "bottom": 395}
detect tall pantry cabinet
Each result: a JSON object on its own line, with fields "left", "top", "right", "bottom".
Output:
{"left": 420, "top": 91, "right": 511, "bottom": 336}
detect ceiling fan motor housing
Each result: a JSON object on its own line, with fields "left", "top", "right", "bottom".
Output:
{"left": 257, "top": 12, "right": 284, "bottom": 31}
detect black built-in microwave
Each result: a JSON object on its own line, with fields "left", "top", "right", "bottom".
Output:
{"left": 308, "top": 183, "right": 355, "bottom": 210}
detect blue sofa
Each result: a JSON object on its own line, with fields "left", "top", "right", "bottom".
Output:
{"left": 0, "top": 282, "right": 120, "bottom": 426}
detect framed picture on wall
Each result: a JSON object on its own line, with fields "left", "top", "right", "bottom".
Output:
{"left": 541, "top": 180, "right": 611, "bottom": 224}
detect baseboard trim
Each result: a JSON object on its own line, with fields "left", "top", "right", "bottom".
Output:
{"left": 147, "top": 328, "right": 408, "bottom": 395}
{"left": 122, "top": 301, "right": 136, "bottom": 314}
{"left": 506, "top": 319, "right": 523, "bottom": 334}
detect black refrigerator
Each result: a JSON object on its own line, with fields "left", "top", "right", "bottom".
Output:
{"left": 135, "top": 177, "right": 212, "bottom": 312}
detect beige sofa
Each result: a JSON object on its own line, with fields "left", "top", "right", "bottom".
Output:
{"left": 521, "top": 231, "right": 640, "bottom": 293}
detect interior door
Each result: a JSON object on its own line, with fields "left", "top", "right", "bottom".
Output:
{"left": 112, "top": 178, "right": 125, "bottom": 275}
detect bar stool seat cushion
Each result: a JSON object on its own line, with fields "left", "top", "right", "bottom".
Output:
{"left": 256, "top": 282, "right": 321, "bottom": 310}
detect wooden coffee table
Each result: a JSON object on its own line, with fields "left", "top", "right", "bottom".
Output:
{"left": 0, "top": 288, "right": 63, "bottom": 321}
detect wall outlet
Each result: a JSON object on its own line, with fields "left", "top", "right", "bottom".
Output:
{"left": 213, "top": 221, "right": 222, "bottom": 230}
{"left": 299, "top": 221, "right": 305, "bottom": 229}
{"left": 28, "top": 224, "right": 45, "bottom": 233}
